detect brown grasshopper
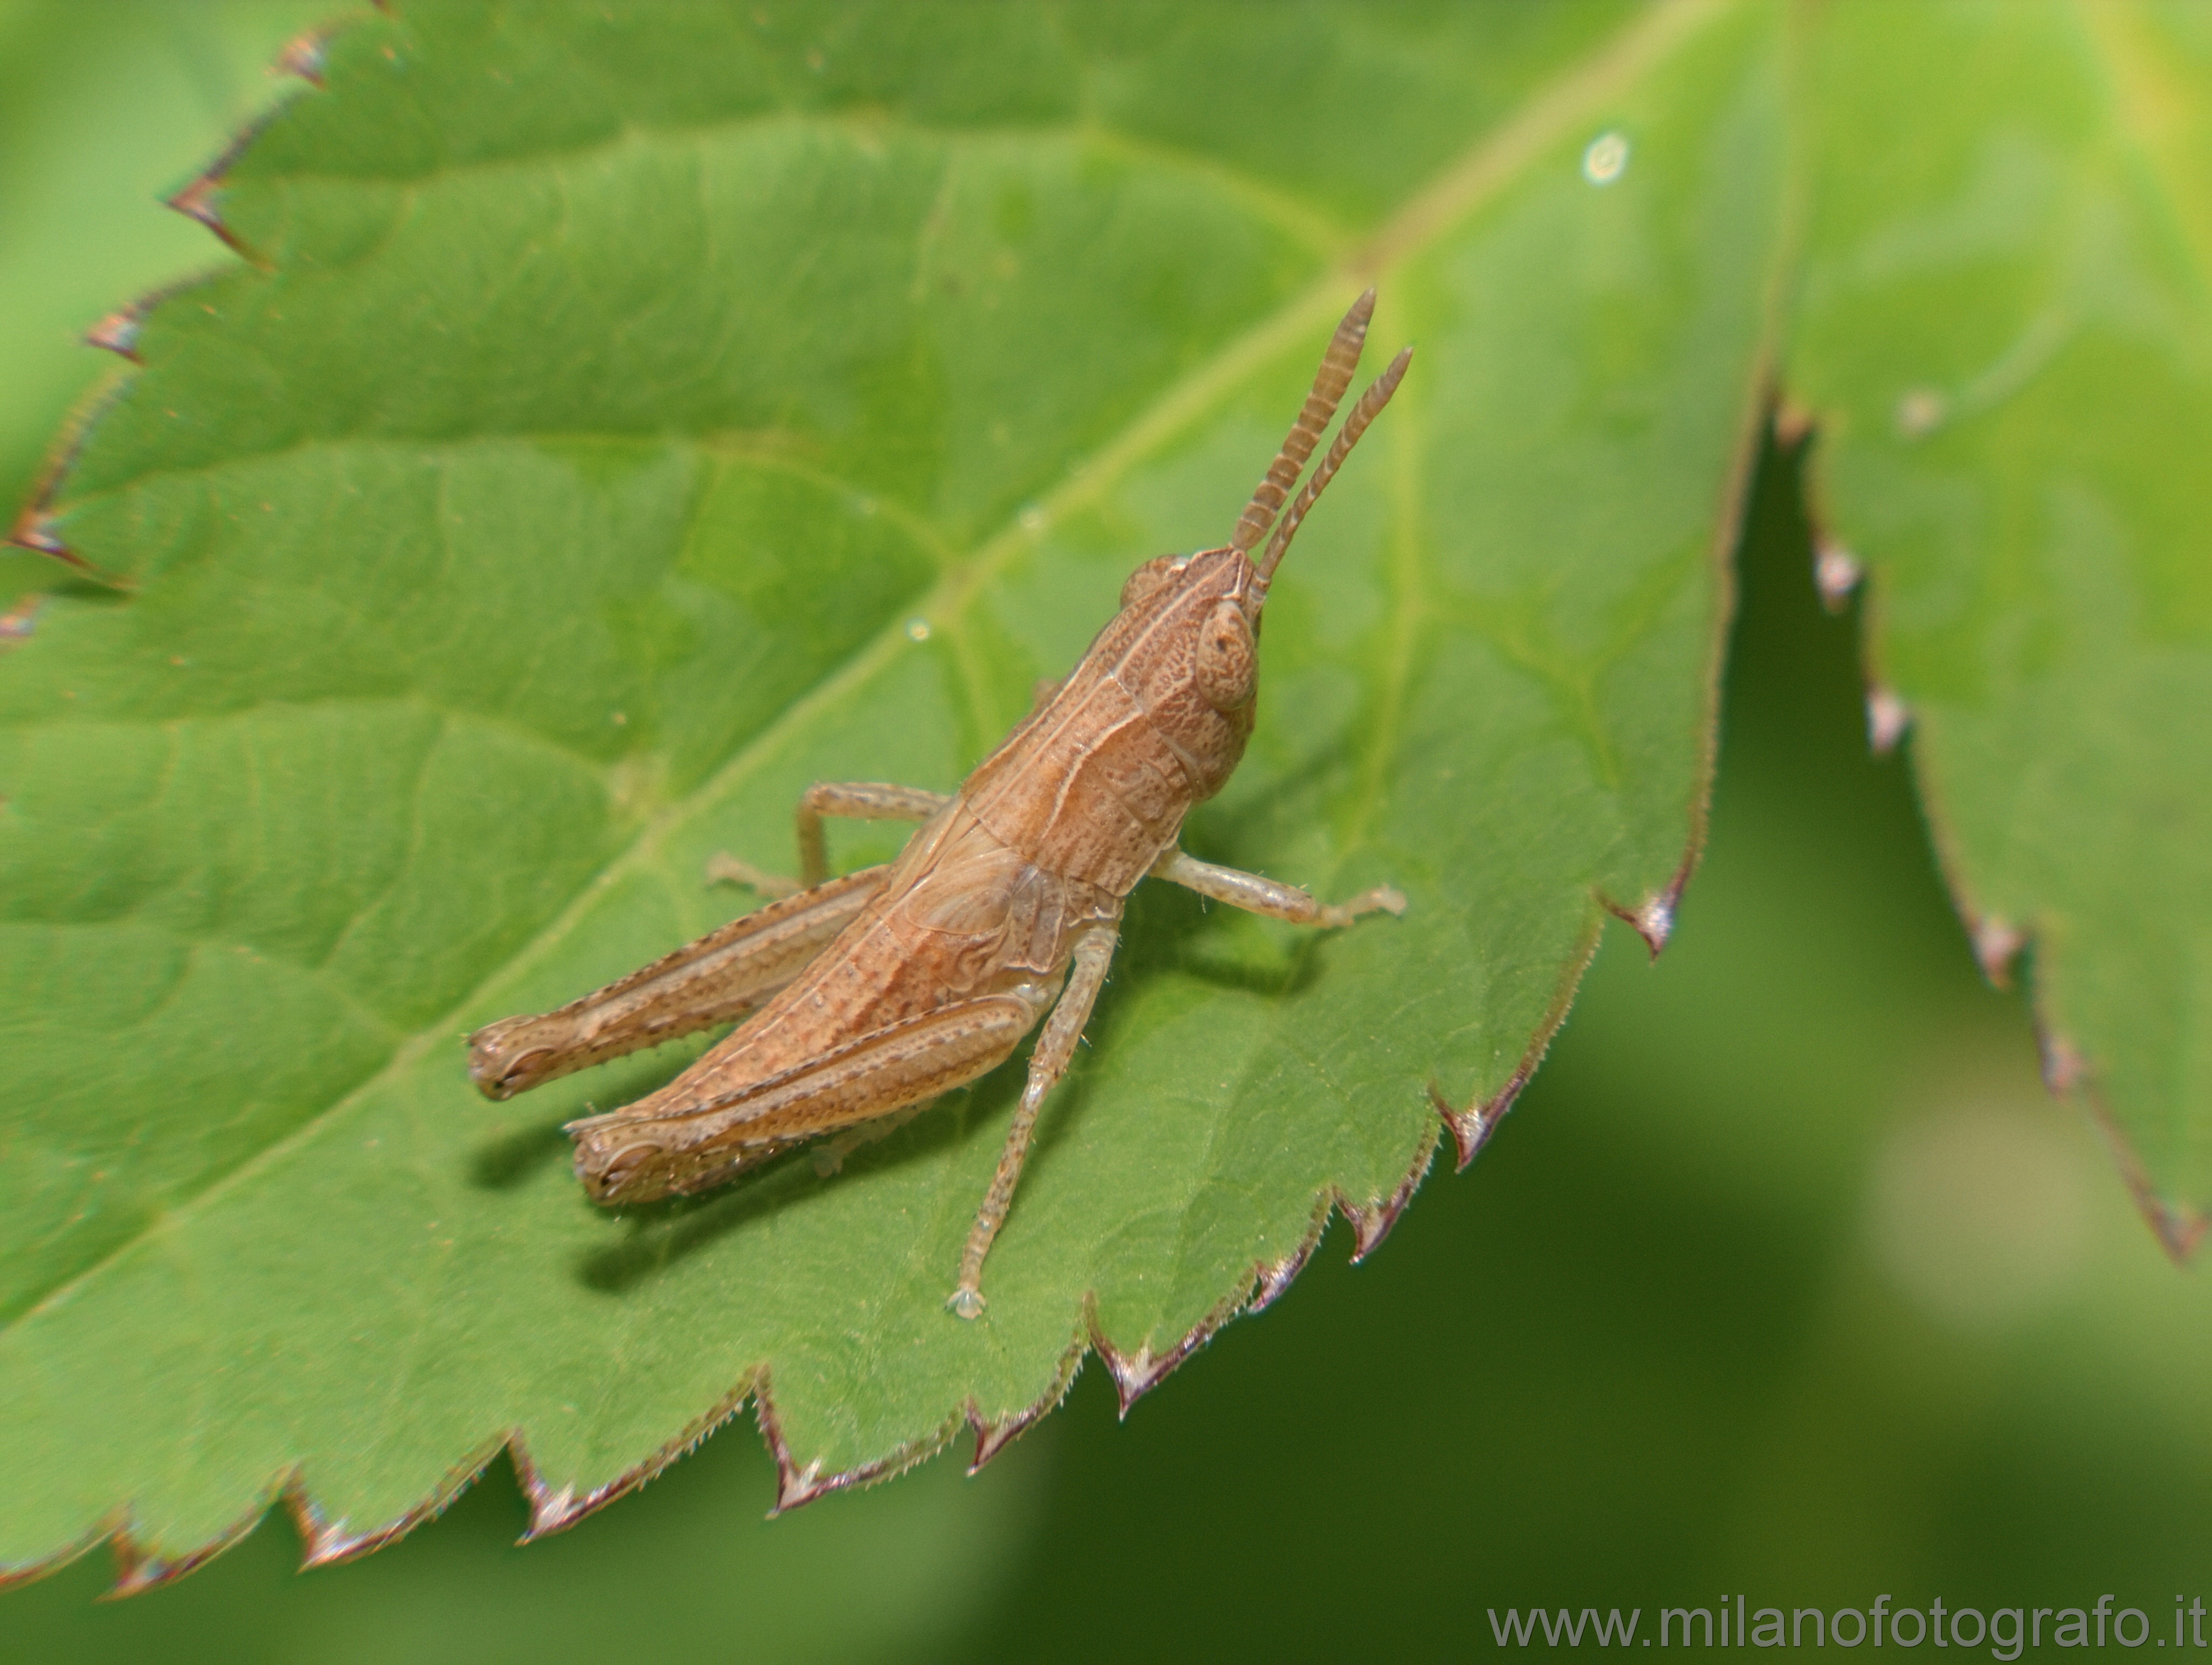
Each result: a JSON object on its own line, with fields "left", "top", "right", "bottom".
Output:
{"left": 468, "top": 291, "right": 1412, "bottom": 1318}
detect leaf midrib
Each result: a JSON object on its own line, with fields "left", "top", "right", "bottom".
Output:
{"left": 5, "top": 0, "right": 1726, "bottom": 1338}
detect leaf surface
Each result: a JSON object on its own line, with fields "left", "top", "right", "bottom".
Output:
{"left": 1786, "top": 0, "right": 2212, "bottom": 1251}
{"left": 0, "top": 0, "right": 1782, "bottom": 1572}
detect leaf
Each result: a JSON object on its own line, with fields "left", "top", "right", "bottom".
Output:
{"left": 1785, "top": 0, "right": 2212, "bottom": 1253}
{"left": 0, "top": 0, "right": 338, "bottom": 538}
{"left": 0, "top": 0, "right": 1782, "bottom": 1577}
{"left": 0, "top": 0, "right": 344, "bottom": 671}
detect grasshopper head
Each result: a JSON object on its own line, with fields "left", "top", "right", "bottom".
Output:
{"left": 1114, "top": 544, "right": 1264, "bottom": 716}
{"left": 1101, "top": 293, "right": 1411, "bottom": 788}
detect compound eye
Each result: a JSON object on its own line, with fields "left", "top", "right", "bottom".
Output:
{"left": 1194, "top": 598, "right": 1255, "bottom": 711}
{"left": 1119, "top": 554, "right": 1184, "bottom": 610}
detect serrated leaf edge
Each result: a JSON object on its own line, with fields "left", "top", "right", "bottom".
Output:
{"left": 1787, "top": 424, "right": 2210, "bottom": 1264}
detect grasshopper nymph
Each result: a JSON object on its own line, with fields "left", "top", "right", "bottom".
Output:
{"left": 469, "top": 292, "right": 1413, "bottom": 1318}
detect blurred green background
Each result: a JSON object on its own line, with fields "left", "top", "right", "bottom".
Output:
{"left": 3, "top": 5, "right": 2206, "bottom": 1660}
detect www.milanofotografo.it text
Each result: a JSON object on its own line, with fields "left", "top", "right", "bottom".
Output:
{"left": 1487, "top": 1595, "right": 2208, "bottom": 1653}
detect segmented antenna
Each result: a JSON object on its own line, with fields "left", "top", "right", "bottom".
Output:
{"left": 1256, "top": 345, "right": 1412, "bottom": 582}
{"left": 1229, "top": 289, "right": 1376, "bottom": 553}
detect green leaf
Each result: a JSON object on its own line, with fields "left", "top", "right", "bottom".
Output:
{"left": 0, "top": 0, "right": 1781, "bottom": 1576}
{"left": 1786, "top": 0, "right": 2212, "bottom": 1252}
{"left": 0, "top": 0, "right": 338, "bottom": 543}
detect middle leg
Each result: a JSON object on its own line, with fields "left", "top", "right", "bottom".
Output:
{"left": 797, "top": 781, "right": 951, "bottom": 886}
{"left": 950, "top": 924, "right": 1119, "bottom": 1319}
{"left": 1150, "top": 848, "right": 1406, "bottom": 929}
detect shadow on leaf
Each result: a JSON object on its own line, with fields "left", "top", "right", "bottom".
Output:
{"left": 463, "top": 1043, "right": 717, "bottom": 1194}
{"left": 467, "top": 1118, "right": 572, "bottom": 1191}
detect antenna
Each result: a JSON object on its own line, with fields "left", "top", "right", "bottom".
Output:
{"left": 1256, "top": 345, "right": 1412, "bottom": 582}
{"left": 1229, "top": 290, "right": 1375, "bottom": 554}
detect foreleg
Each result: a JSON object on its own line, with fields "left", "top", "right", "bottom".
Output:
{"left": 1149, "top": 849, "right": 1406, "bottom": 929}
{"left": 950, "top": 925, "right": 1119, "bottom": 1319}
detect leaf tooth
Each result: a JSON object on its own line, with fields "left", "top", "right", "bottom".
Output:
{"left": 11, "top": 271, "right": 193, "bottom": 591}
{"left": 164, "top": 172, "right": 257, "bottom": 265}
{"left": 2038, "top": 1030, "right": 2085, "bottom": 1096}
{"left": 506, "top": 1459, "right": 632, "bottom": 1539}
{"left": 1814, "top": 540, "right": 1864, "bottom": 612}
{"left": 511, "top": 1384, "right": 758, "bottom": 1539}
{"left": 1865, "top": 685, "right": 1912, "bottom": 755}
{"left": 1600, "top": 887, "right": 1676, "bottom": 959}
{"left": 983, "top": 1204, "right": 1338, "bottom": 1460}
{"left": 751, "top": 1372, "right": 943, "bottom": 1516}
{"left": 161, "top": 114, "right": 279, "bottom": 269}
{"left": 1772, "top": 397, "right": 1818, "bottom": 449}
{"left": 509, "top": 1434, "right": 597, "bottom": 1543}
{"left": 1343, "top": 1136, "right": 1434, "bottom": 1265}
{"left": 1094, "top": 1335, "right": 1172, "bottom": 1420}
{"left": 1341, "top": 1203, "right": 1394, "bottom": 1261}
{"left": 757, "top": 1385, "right": 834, "bottom": 1515}
{"left": 964, "top": 1327, "right": 1087, "bottom": 1475}
{"left": 1438, "top": 901, "right": 1615, "bottom": 1174}
{"left": 106, "top": 1488, "right": 267, "bottom": 1597}
{"left": 272, "top": 29, "right": 331, "bottom": 87}
{"left": 777, "top": 1462, "right": 827, "bottom": 1513}
{"left": 286, "top": 1472, "right": 386, "bottom": 1570}
{"left": 1434, "top": 1078, "right": 1514, "bottom": 1173}
{"left": 1084, "top": 1287, "right": 1221, "bottom": 1421}
{"left": 8, "top": 492, "right": 123, "bottom": 587}
{"left": 964, "top": 1408, "right": 1033, "bottom": 1476}
{"left": 0, "top": 596, "right": 40, "bottom": 647}
{"left": 6, "top": 510, "right": 66, "bottom": 561}
{"left": 1971, "top": 914, "right": 2028, "bottom": 989}
{"left": 1247, "top": 1204, "right": 1332, "bottom": 1316}
{"left": 84, "top": 304, "right": 145, "bottom": 363}
{"left": 291, "top": 1438, "right": 509, "bottom": 1570}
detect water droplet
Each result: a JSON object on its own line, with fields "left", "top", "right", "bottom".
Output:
{"left": 1866, "top": 687, "right": 1911, "bottom": 754}
{"left": 1018, "top": 503, "right": 1047, "bottom": 535}
{"left": 1581, "top": 130, "right": 1630, "bottom": 186}
{"left": 1896, "top": 387, "right": 1947, "bottom": 437}
{"left": 905, "top": 618, "right": 931, "bottom": 642}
